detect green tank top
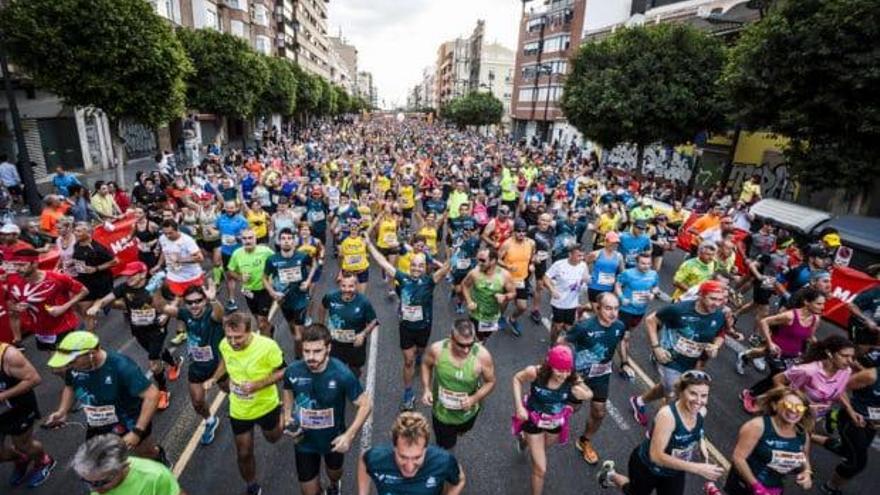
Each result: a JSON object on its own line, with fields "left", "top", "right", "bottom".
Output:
{"left": 433, "top": 340, "right": 481, "bottom": 425}
{"left": 472, "top": 270, "right": 504, "bottom": 322}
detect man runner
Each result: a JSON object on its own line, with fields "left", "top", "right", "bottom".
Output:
{"left": 318, "top": 272, "right": 379, "bottom": 377}
{"left": 228, "top": 229, "right": 275, "bottom": 336}
{"left": 499, "top": 219, "right": 536, "bottom": 336}
{"left": 264, "top": 228, "right": 317, "bottom": 358}
{"left": 461, "top": 247, "right": 516, "bottom": 342}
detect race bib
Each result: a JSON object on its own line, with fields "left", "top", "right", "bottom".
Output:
{"left": 221, "top": 234, "right": 237, "bottom": 246}
{"left": 438, "top": 387, "right": 469, "bottom": 411}
{"left": 73, "top": 260, "right": 87, "bottom": 275}
{"left": 536, "top": 414, "right": 564, "bottom": 429}
{"left": 673, "top": 336, "right": 706, "bottom": 358}
{"left": 383, "top": 233, "right": 398, "bottom": 245}
{"left": 278, "top": 266, "right": 302, "bottom": 284}
{"left": 515, "top": 279, "right": 525, "bottom": 289}
{"left": 130, "top": 309, "right": 156, "bottom": 326}
{"left": 401, "top": 304, "right": 424, "bottom": 322}
{"left": 478, "top": 320, "right": 499, "bottom": 333}
{"left": 138, "top": 242, "right": 153, "bottom": 253}
{"left": 344, "top": 255, "right": 363, "bottom": 267}
{"left": 535, "top": 250, "right": 550, "bottom": 262}
{"left": 230, "top": 383, "right": 254, "bottom": 400}
{"left": 597, "top": 272, "right": 616, "bottom": 286}
{"left": 331, "top": 328, "right": 357, "bottom": 343}
{"left": 632, "top": 290, "right": 651, "bottom": 305}
{"left": 83, "top": 405, "right": 119, "bottom": 427}
{"left": 671, "top": 442, "right": 698, "bottom": 461}
{"left": 867, "top": 406, "right": 880, "bottom": 425}
{"left": 588, "top": 362, "right": 613, "bottom": 378}
{"left": 308, "top": 210, "right": 325, "bottom": 222}
{"left": 299, "top": 408, "right": 335, "bottom": 429}
{"left": 456, "top": 257, "right": 471, "bottom": 270}
{"left": 188, "top": 344, "right": 214, "bottom": 362}
{"left": 768, "top": 450, "right": 805, "bottom": 474}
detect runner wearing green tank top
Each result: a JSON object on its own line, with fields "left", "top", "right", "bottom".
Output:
{"left": 462, "top": 247, "right": 516, "bottom": 341}
{"left": 420, "top": 320, "right": 496, "bottom": 449}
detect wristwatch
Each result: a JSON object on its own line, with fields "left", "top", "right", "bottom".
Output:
{"left": 131, "top": 427, "right": 147, "bottom": 440}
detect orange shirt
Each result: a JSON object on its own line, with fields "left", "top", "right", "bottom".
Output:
{"left": 39, "top": 204, "right": 69, "bottom": 237}
{"left": 689, "top": 214, "right": 721, "bottom": 246}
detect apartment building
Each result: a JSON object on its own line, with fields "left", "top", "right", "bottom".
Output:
{"left": 276, "top": 0, "right": 333, "bottom": 79}
{"left": 357, "top": 71, "right": 377, "bottom": 108}
{"left": 477, "top": 43, "right": 515, "bottom": 124}
{"left": 328, "top": 36, "right": 358, "bottom": 94}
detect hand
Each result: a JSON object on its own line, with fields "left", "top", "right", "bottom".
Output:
{"left": 44, "top": 411, "right": 67, "bottom": 428}
{"left": 299, "top": 281, "right": 311, "bottom": 292}
{"left": 467, "top": 301, "right": 477, "bottom": 311}
{"left": 694, "top": 463, "right": 724, "bottom": 481}
{"left": 653, "top": 347, "right": 672, "bottom": 364}
{"left": 516, "top": 405, "right": 529, "bottom": 422}
{"left": 204, "top": 283, "right": 217, "bottom": 301}
{"left": 768, "top": 343, "right": 781, "bottom": 357}
{"left": 704, "top": 344, "right": 719, "bottom": 359}
{"left": 46, "top": 305, "right": 68, "bottom": 318}
{"left": 85, "top": 305, "right": 101, "bottom": 317}
{"left": 460, "top": 395, "right": 476, "bottom": 410}
{"left": 330, "top": 432, "right": 353, "bottom": 453}
{"left": 121, "top": 431, "right": 141, "bottom": 449}
{"left": 269, "top": 290, "right": 284, "bottom": 302}
{"left": 795, "top": 470, "right": 812, "bottom": 490}
{"left": 494, "top": 293, "right": 507, "bottom": 304}
{"left": 421, "top": 390, "right": 434, "bottom": 407}
{"left": 80, "top": 265, "right": 97, "bottom": 274}
{"left": 239, "top": 381, "right": 256, "bottom": 394}
{"left": 850, "top": 411, "right": 867, "bottom": 428}
{"left": 354, "top": 333, "right": 366, "bottom": 348}
{"left": 552, "top": 290, "right": 562, "bottom": 300}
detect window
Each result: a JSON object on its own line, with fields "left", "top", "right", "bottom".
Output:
{"left": 195, "top": 1, "right": 220, "bottom": 30}
{"left": 253, "top": 4, "right": 269, "bottom": 27}
{"left": 543, "top": 35, "right": 571, "bottom": 53}
{"left": 230, "top": 20, "right": 248, "bottom": 39}
{"left": 255, "top": 35, "right": 271, "bottom": 55}
{"left": 526, "top": 17, "right": 545, "bottom": 32}
{"left": 519, "top": 88, "right": 536, "bottom": 102}
{"left": 523, "top": 41, "right": 541, "bottom": 56}
{"left": 224, "top": 0, "right": 244, "bottom": 10}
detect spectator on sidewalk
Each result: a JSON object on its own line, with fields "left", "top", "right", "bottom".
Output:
{"left": 68, "top": 184, "right": 101, "bottom": 224}
{"left": 52, "top": 166, "right": 81, "bottom": 198}
{"left": 39, "top": 195, "right": 70, "bottom": 238}
{"left": 0, "top": 154, "right": 23, "bottom": 208}
{"left": 90, "top": 181, "right": 123, "bottom": 221}
{"left": 108, "top": 181, "right": 131, "bottom": 212}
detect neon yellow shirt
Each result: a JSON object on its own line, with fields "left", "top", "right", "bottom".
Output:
{"left": 340, "top": 236, "right": 369, "bottom": 272}
{"left": 219, "top": 334, "right": 283, "bottom": 420}
{"left": 91, "top": 457, "right": 180, "bottom": 495}
{"left": 672, "top": 258, "right": 716, "bottom": 299}
{"left": 245, "top": 210, "right": 270, "bottom": 239}
{"left": 418, "top": 226, "right": 438, "bottom": 255}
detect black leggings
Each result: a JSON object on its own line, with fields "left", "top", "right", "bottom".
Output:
{"left": 724, "top": 468, "right": 757, "bottom": 495}
{"left": 622, "top": 447, "right": 686, "bottom": 495}
{"left": 835, "top": 412, "right": 877, "bottom": 480}
{"left": 748, "top": 357, "right": 792, "bottom": 397}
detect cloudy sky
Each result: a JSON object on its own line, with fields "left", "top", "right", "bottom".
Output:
{"left": 329, "top": 0, "right": 523, "bottom": 108}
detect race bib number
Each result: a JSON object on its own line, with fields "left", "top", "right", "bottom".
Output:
{"left": 308, "top": 211, "right": 325, "bottom": 222}
{"left": 768, "top": 450, "right": 805, "bottom": 474}
{"left": 331, "top": 328, "right": 357, "bottom": 343}
{"left": 866, "top": 406, "right": 880, "bottom": 425}
{"left": 299, "top": 408, "right": 334, "bottom": 429}
{"left": 673, "top": 336, "right": 706, "bottom": 358}
{"left": 344, "top": 255, "right": 362, "bottom": 267}
{"left": 401, "top": 304, "right": 424, "bottom": 322}
{"left": 536, "top": 414, "right": 564, "bottom": 429}
{"left": 383, "top": 233, "right": 398, "bottom": 245}
{"left": 221, "top": 234, "right": 236, "bottom": 246}
{"left": 278, "top": 267, "right": 302, "bottom": 284}
{"left": 230, "top": 383, "right": 254, "bottom": 400}
{"left": 478, "top": 320, "right": 499, "bottom": 333}
{"left": 535, "top": 250, "right": 550, "bottom": 262}
{"left": 188, "top": 345, "right": 214, "bottom": 362}
{"left": 456, "top": 257, "right": 471, "bottom": 270}
{"left": 83, "top": 405, "right": 119, "bottom": 427}
{"left": 438, "top": 387, "right": 469, "bottom": 411}
{"left": 671, "top": 442, "right": 698, "bottom": 461}
{"left": 138, "top": 241, "right": 153, "bottom": 253}
{"left": 515, "top": 280, "right": 525, "bottom": 289}
{"left": 597, "top": 272, "right": 616, "bottom": 286}
{"left": 632, "top": 290, "right": 651, "bottom": 305}
{"left": 130, "top": 309, "right": 156, "bottom": 326}
{"left": 588, "top": 362, "right": 613, "bottom": 378}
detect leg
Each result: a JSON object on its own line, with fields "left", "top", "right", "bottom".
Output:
{"left": 525, "top": 433, "right": 548, "bottom": 495}
{"left": 78, "top": 301, "right": 96, "bottom": 332}
{"left": 291, "top": 322, "right": 304, "bottom": 359}
{"left": 401, "top": 346, "right": 417, "bottom": 390}
{"left": 188, "top": 382, "right": 210, "bottom": 419}
{"left": 584, "top": 401, "right": 607, "bottom": 439}
{"left": 233, "top": 431, "right": 258, "bottom": 484}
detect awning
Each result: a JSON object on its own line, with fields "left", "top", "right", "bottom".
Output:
{"left": 748, "top": 199, "right": 831, "bottom": 234}
{"left": 820, "top": 215, "right": 880, "bottom": 255}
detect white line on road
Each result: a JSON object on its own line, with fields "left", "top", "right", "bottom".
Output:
{"left": 873, "top": 437, "right": 880, "bottom": 452}
{"left": 172, "top": 391, "right": 227, "bottom": 477}
{"left": 541, "top": 317, "right": 552, "bottom": 333}
{"left": 359, "top": 325, "right": 380, "bottom": 453}
{"left": 605, "top": 401, "right": 631, "bottom": 431}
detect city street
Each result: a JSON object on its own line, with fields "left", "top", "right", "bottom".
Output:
{"left": 5, "top": 246, "right": 876, "bottom": 495}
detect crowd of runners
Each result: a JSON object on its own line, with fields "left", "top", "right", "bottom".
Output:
{"left": 0, "top": 115, "right": 877, "bottom": 495}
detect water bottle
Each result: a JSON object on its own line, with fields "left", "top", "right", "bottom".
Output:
{"left": 146, "top": 271, "right": 166, "bottom": 294}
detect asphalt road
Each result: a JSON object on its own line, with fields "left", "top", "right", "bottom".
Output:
{"left": 4, "top": 245, "right": 878, "bottom": 495}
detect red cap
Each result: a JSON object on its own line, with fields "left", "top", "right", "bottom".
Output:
{"left": 699, "top": 280, "right": 725, "bottom": 295}
{"left": 119, "top": 261, "right": 148, "bottom": 276}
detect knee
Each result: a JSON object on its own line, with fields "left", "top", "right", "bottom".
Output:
{"left": 403, "top": 354, "right": 416, "bottom": 368}
{"left": 592, "top": 406, "right": 607, "bottom": 421}
{"left": 531, "top": 462, "right": 547, "bottom": 479}
{"left": 236, "top": 446, "right": 254, "bottom": 463}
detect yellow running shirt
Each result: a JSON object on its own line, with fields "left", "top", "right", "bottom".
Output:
{"left": 219, "top": 334, "right": 283, "bottom": 421}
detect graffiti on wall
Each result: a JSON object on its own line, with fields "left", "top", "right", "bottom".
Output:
{"left": 602, "top": 143, "right": 695, "bottom": 183}
{"left": 119, "top": 121, "right": 157, "bottom": 159}
{"left": 729, "top": 162, "right": 797, "bottom": 201}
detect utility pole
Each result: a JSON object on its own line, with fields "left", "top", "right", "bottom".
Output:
{"left": 0, "top": 44, "right": 41, "bottom": 213}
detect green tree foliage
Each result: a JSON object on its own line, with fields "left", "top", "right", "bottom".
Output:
{"left": 442, "top": 92, "right": 504, "bottom": 127}
{"left": 562, "top": 23, "right": 726, "bottom": 173}
{"left": 316, "top": 77, "right": 334, "bottom": 116}
{"left": 722, "top": 0, "right": 880, "bottom": 194}
{"left": 293, "top": 67, "right": 322, "bottom": 118}
{"left": 177, "top": 28, "right": 268, "bottom": 119}
{"left": 0, "top": 0, "right": 190, "bottom": 127}
{"left": 255, "top": 56, "right": 298, "bottom": 118}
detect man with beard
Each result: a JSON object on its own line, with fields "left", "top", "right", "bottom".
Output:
{"left": 282, "top": 324, "right": 372, "bottom": 495}
{"left": 528, "top": 213, "right": 556, "bottom": 323}
{"left": 264, "top": 228, "right": 318, "bottom": 358}
{"left": 317, "top": 272, "right": 379, "bottom": 378}
{"left": 215, "top": 200, "right": 250, "bottom": 311}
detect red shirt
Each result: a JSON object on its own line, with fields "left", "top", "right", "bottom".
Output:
{"left": 0, "top": 240, "right": 34, "bottom": 264}
{"left": 7, "top": 271, "right": 84, "bottom": 337}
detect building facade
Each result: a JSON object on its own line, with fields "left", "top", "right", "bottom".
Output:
{"left": 477, "top": 42, "right": 515, "bottom": 124}
{"left": 328, "top": 36, "right": 358, "bottom": 94}
{"left": 276, "top": 0, "right": 332, "bottom": 79}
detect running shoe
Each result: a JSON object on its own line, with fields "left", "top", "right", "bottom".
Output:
{"left": 170, "top": 332, "right": 188, "bottom": 346}
{"left": 400, "top": 389, "right": 415, "bottom": 411}
{"left": 827, "top": 408, "right": 840, "bottom": 435}
{"left": 8, "top": 456, "right": 30, "bottom": 486}
{"left": 246, "top": 482, "right": 263, "bottom": 495}
{"left": 25, "top": 455, "right": 55, "bottom": 488}
{"left": 629, "top": 395, "right": 649, "bottom": 427}
{"left": 157, "top": 390, "right": 171, "bottom": 411}
{"left": 597, "top": 460, "right": 616, "bottom": 489}
{"left": 529, "top": 310, "right": 542, "bottom": 324}
{"left": 201, "top": 416, "right": 219, "bottom": 445}
{"left": 575, "top": 436, "right": 599, "bottom": 464}
{"left": 618, "top": 363, "right": 635, "bottom": 382}
{"left": 387, "top": 288, "right": 396, "bottom": 298}
{"left": 167, "top": 355, "right": 183, "bottom": 382}
{"left": 735, "top": 351, "right": 748, "bottom": 376}
{"left": 455, "top": 302, "right": 465, "bottom": 314}
{"left": 753, "top": 357, "right": 767, "bottom": 372}
{"left": 225, "top": 299, "right": 239, "bottom": 312}
{"left": 704, "top": 482, "right": 722, "bottom": 495}
{"left": 509, "top": 317, "right": 522, "bottom": 337}
{"left": 740, "top": 389, "right": 758, "bottom": 414}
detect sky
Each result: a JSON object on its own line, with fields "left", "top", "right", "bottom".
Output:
{"left": 329, "top": 0, "right": 523, "bottom": 108}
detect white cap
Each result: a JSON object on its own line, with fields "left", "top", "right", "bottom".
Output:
{"left": 0, "top": 223, "right": 20, "bottom": 234}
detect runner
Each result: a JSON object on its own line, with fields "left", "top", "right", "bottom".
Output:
{"left": 461, "top": 246, "right": 516, "bottom": 342}
{"left": 370, "top": 205, "right": 403, "bottom": 296}
{"left": 481, "top": 204, "right": 513, "bottom": 250}
{"left": 512, "top": 345, "right": 592, "bottom": 495}
{"left": 317, "top": 271, "right": 379, "bottom": 377}
{"left": 615, "top": 253, "right": 662, "bottom": 381}
{"left": 529, "top": 212, "right": 556, "bottom": 323}
{"left": 72, "top": 222, "right": 119, "bottom": 332}
{"left": 228, "top": 229, "right": 275, "bottom": 336}
{"left": 366, "top": 235, "right": 451, "bottom": 410}
{"left": 630, "top": 281, "right": 727, "bottom": 427}
{"left": 216, "top": 200, "right": 250, "bottom": 311}
{"left": 358, "top": 411, "right": 466, "bottom": 495}
{"left": 671, "top": 241, "right": 717, "bottom": 300}
{"left": 295, "top": 221, "right": 326, "bottom": 316}
{"left": 558, "top": 292, "right": 625, "bottom": 465}
{"left": 45, "top": 332, "right": 165, "bottom": 463}
{"left": 131, "top": 207, "right": 161, "bottom": 270}
{"left": 204, "top": 312, "right": 285, "bottom": 495}
{"left": 648, "top": 214, "right": 676, "bottom": 272}
{"left": 86, "top": 261, "right": 181, "bottom": 411}
{"left": 542, "top": 244, "right": 590, "bottom": 341}
{"left": 618, "top": 220, "right": 652, "bottom": 269}
{"left": 264, "top": 228, "right": 317, "bottom": 357}
{"left": 0, "top": 342, "right": 55, "bottom": 487}
{"left": 587, "top": 232, "right": 625, "bottom": 313}
{"left": 338, "top": 219, "right": 370, "bottom": 293}
{"left": 420, "top": 319, "right": 496, "bottom": 450}
{"left": 499, "top": 218, "right": 536, "bottom": 337}
{"left": 72, "top": 434, "right": 185, "bottom": 495}
{"left": 597, "top": 371, "right": 725, "bottom": 495}
{"left": 281, "top": 323, "right": 372, "bottom": 495}
{"left": 449, "top": 221, "right": 480, "bottom": 314}
{"left": 160, "top": 283, "right": 226, "bottom": 445}
{"left": 157, "top": 219, "right": 205, "bottom": 297}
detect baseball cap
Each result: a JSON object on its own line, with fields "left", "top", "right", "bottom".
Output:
{"left": 119, "top": 261, "right": 148, "bottom": 276}
{"left": 605, "top": 231, "right": 620, "bottom": 243}
{"left": 514, "top": 219, "right": 528, "bottom": 232}
{"left": 633, "top": 219, "right": 648, "bottom": 230}
{"left": 0, "top": 223, "right": 20, "bottom": 234}
{"left": 498, "top": 205, "right": 510, "bottom": 215}
{"left": 822, "top": 233, "right": 841, "bottom": 248}
{"left": 47, "top": 331, "right": 100, "bottom": 368}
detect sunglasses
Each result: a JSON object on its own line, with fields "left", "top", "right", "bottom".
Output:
{"left": 185, "top": 298, "right": 205, "bottom": 305}
{"left": 780, "top": 400, "right": 808, "bottom": 414}
{"left": 80, "top": 474, "right": 117, "bottom": 489}
{"left": 452, "top": 338, "right": 475, "bottom": 350}
{"left": 476, "top": 258, "right": 489, "bottom": 263}
{"left": 681, "top": 370, "right": 712, "bottom": 383}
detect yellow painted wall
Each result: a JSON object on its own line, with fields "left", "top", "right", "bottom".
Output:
{"left": 733, "top": 132, "right": 789, "bottom": 165}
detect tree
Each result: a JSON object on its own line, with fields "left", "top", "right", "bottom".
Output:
{"left": 335, "top": 87, "right": 351, "bottom": 115}
{"left": 316, "top": 78, "right": 334, "bottom": 116}
{"left": 561, "top": 23, "right": 726, "bottom": 174}
{"left": 294, "top": 68, "right": 322, "bottom": 121}
{"left": 722, "top": 0, "right": 880, "bottom": 207}
{"left": 0, "top": 0, "right": 190, "bottom": 186}
{"left": 177, "top": 28, "right": 268, "bottom": 143}
{"left": 442, "top": 92, "right": 504, "bottom": 128}
{"left": 255, "top": 57, "right": 298, "bottom": 119}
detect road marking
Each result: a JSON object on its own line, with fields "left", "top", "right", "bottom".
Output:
{"left": 541, "top": 317, "right": 732, "bottom": 470}
{"left": 605, "top": 401, "right": 631, "bottom": 431}
{"left": 359, "top": 323, "right": 380, "bottom": 453}
{"left": 873, "top": 437, "right": 880, "bottom": 452}
{"left": 541, "top": 317, "right": 552, "bottom": 333}
{"left": 172, "top": 391, "right": 227, "bottom": 477}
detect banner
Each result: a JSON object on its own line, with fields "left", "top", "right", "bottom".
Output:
{"left": 92, "top": 213, "right": 139, "bottom": 277}
{"left": 823, "top": 265, "right": 880, "bottom": 327}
